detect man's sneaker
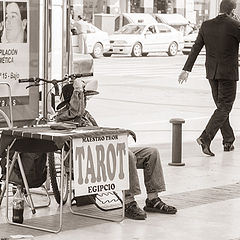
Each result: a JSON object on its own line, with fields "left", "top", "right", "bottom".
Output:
{"left": 143, "top": 197, "right": 177, "bottom": 214}
{"left": 125, "top": 201, "right": 147, "bottom": 220}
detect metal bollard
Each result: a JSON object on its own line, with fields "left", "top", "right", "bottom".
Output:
{"left": 168, "top": 118, "right": 185, "bottom": 166}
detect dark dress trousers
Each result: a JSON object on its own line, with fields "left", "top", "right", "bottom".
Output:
{"left": 183, "top": 14, "right": 240, "bottom": 144}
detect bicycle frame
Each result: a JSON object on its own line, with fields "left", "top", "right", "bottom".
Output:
{"left": 0, "top": 82, "right": 13, "bottom": 128}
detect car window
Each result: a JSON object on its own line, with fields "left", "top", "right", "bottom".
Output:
{"left": 157, "top": 25, "right": 171, "bottom": 33}
{"left": 116, "top": 24, "right": 145, "bottom": 34}
{"left": 146, "top": 25, "right": 157, "bottom": 34}
{"left": 123, "top": 16, "right": 129, "bottom": 26}
{"left": 115, "top": 16, "right": 130, "bottom": 31}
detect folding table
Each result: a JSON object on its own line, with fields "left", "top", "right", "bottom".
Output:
{"left": 0, "top": 125, "right": 134, "bottom": 233}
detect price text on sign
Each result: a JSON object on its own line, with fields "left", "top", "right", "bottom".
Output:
{"left": 73, "top": 134, "right": 129, "bottom": 196}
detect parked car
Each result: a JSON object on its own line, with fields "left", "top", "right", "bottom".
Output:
{"left": 114, "top": 13, "right": 158, "bottom": 31}
{"left": 182, "top": 31, "right": 205, "bottom": 55}
{"left": 104, "top": 23, "right": 184, "bottom": 57}
{"left": 72, "top": 22, "right": 110, "bottom": 58}
{"left": 154, "top": 13, "right": 189, "bottom": 36}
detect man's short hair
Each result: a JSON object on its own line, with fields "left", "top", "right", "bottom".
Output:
{"left": 6, "top": 2, "right": 27, "bottom": 20}
{"left": 220, "top": 0, "right": 237, "bottom": 14}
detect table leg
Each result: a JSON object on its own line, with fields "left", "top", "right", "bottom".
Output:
{"left": 16, "top": 153, "right": 36, "bottom": 214}
{"left": 5, "top": 146, "right": 64, "bottom": 233}
{"left": 0, "top": 152, "right": 18, "bottom": 205}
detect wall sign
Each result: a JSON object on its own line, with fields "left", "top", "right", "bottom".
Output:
{"left": 0, "top": 0, "right": 39, "bottom": 126}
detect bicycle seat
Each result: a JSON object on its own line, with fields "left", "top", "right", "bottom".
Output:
{"left": 85, "top": 90, "right": 99, "bottom": 96}
{"left": 84, "top": 78, "right": 99, "bottom": 96}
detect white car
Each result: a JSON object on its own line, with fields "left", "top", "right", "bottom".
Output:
{"left": 154, "top": 13, "right": 189, "bottom": 35}
{"left": 72, "top": 22, "right": 110, "bottom": 58}
{"left": 182, "top": 32, "right": 205, "bottom": 55}
{"left": 104, "top": 23, "right": 184, "bottom": 57}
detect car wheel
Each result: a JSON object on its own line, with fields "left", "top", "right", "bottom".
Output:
{"left": 131, "top": 42, "right": 142, "bottom": 57}
{"left": 103, "top": 53, "right": 112, "bottom": 57}
{"left": 167, "top": 42, "right": 178, "bottom": 56}
{"left": 92, "top": 42, "right": 103, "bottom": 58}
{"left": 142, "top": 53, "right": 148, "bottom": 57}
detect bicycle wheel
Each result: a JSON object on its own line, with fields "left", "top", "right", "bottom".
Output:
{"left": 48, "top": 152, "right": 69, "bottom": 205}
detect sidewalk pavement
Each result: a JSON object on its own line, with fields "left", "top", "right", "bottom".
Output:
{"left": 0, "top": 134, "right": 240, "bottom": 240}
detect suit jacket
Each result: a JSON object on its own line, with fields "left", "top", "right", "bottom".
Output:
{"left": 183, "top": 14, "right": 240, "bottom": 80}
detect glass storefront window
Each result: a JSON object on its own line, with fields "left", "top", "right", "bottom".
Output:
{"left": 194, "top": 0, "right": 210, "bottom": 26}
{"left": 82, "top": 0, "right": 107, "bottom": 22}
{"left": 71, "top": 0, "right": 219, "bottom": 28}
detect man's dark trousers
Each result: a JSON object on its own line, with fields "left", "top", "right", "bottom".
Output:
{"left": 200, "top": 79, "right": 237, "bottom": 145}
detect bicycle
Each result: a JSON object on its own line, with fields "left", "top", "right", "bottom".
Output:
{"left": 18, "top": 73, "right": 96, "bottom": 205}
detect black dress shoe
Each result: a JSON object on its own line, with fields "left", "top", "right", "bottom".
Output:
{"left": 223, "top": 143, "right": 234, "bottom": 152}
{"left": 196, "top": 137, "right": 215, "bottom": 156}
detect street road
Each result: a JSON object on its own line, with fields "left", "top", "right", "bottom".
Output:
{"left": 87, "top": 53, "right": 240, "bottom": 146}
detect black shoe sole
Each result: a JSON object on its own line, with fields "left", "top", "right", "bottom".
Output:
{"left": 224, "top": 146, "right": 234, "bottom": 152}
{"left": 125, "top": 213, "right": 146, "bottom": 220}
{"left": 143, "top": 206, "right": 177, "bottom": 214}
{"left": 196, "top": 138, "right": 215, "bottom": 156}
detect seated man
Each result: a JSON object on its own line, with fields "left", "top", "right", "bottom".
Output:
{"left": 56, "top": 79, "right": 177, "bottom": 220}
{"left": 147, "top": 26, "right": 156, "bottom": 34}
{"left": 55, "top": 78, "right": 98, "bottom": 126}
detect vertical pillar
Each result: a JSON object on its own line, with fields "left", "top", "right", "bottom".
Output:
{"left": 185, "top": 0, "right": 195, "bottom": 23}
{"left": 106, "top": 0, "right": 120, "bottom": 14}
{"left": 175, "top": 0, "right": 185, "bottom": 16}
{"left": 140, "top": 0, "right": 154, "bottom": 13}
{"left": 169, "top": 118, "right": 185, "bottom": 166}
{"left": 70, "top": 0, "right": 83, "bottom": 20}
{"left": 236, "top": 1, "right": 240, "bottom": 16}
{"left": 209, "top": 0, "right": 219, "bottom": 19}
{"left": 42, "top": 0, "right": 49, "bottom": 122}
{"left": 52, "top": 0, "right": 63, "bottom": 80}
{"left": 120, "top": 0, "right": 130, "bottom": 13}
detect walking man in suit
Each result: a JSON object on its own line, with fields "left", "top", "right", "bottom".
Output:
{"left": 178, "top": 0, "right": 240, "bottom": 156}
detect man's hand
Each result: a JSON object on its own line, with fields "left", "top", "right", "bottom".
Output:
{"left": 178, "top": 70, "right": 189, "bottom": 84}
{"left": 73, "top": 78, "right": 85, "bottom": 91}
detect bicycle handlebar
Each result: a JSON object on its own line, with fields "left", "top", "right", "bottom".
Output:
{"left": 18, "top": 73, "right": 93, "bottom": 84}
{"left": 73, "top": 73, "right": 93, "bottom": 78}
{"left": 18, "top": 77, "right": 36, "bottom": 83}
{"left": 18, "top": 73, "right": 94, "bottom": 96}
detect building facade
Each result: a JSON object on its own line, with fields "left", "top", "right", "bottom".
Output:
{"left": 70, "top": 0, "right": 224, "bottom": 26}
